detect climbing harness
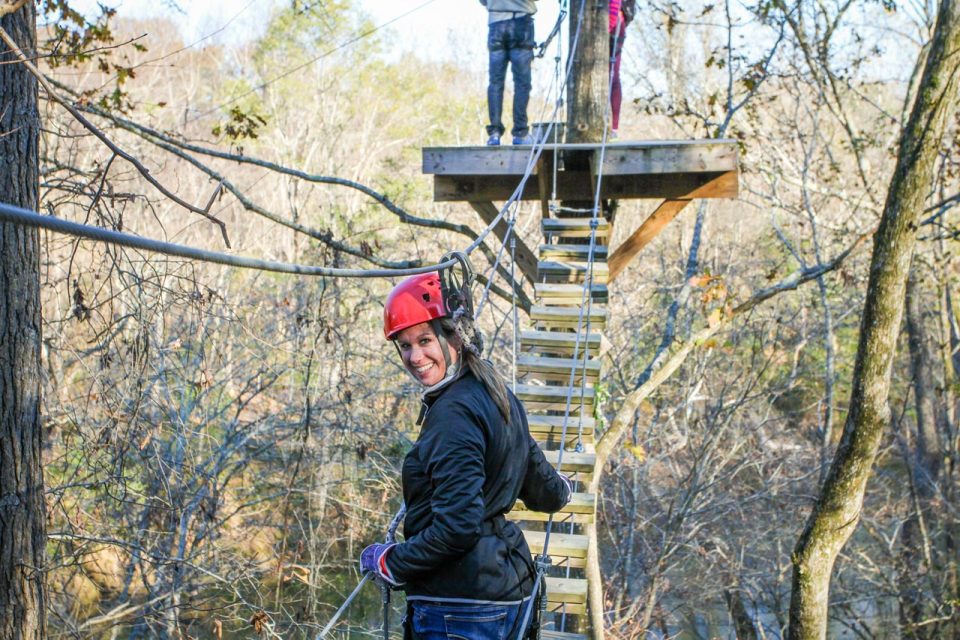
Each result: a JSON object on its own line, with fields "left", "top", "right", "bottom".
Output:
{"left": 317, "top": 505, "right": 406, "bottom": 639}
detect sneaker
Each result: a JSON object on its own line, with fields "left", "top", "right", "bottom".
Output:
{"left": 486, "top": 133, "right": 501, "bottom": 146}
{"left": 512, "top": 134, "right": 534, "bottom": 145}
{"left": 609, "top": 129, "right": 619, "bottom": 140}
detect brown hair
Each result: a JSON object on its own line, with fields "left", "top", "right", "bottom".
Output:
{"left": 438, "top": 316, "right": 512, "bottom": 423}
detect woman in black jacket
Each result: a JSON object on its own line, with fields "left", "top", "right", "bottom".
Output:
{"left": 360, "top": 272, "right": 571, "bottom": 640}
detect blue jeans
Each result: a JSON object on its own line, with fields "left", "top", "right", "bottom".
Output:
{"left": 486, "top": 16, "right": 535, "bottom": 138}
{"left": 410, "top": 601, "right": 522, "bottom": 640}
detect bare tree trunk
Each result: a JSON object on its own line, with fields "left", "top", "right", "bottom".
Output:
{"left": 899, "top": 262, "right": 945, "bottom": 638}
{"left": 725, "top": 578, "right": 759, "bottom": 640}
{"left": 906, "top": 264, "right": 945, "bottom": 491}
{"left": 566, "top": 0, "right": 608, "bottom": 142}
{"left": 787, "top": 1, "right": 960, "bottom": 637}
{"left": 0, "top": 2, "right": 45, "bottom": 639}
{"left": 944, "top": 285, "right": 960, "bottom": 615}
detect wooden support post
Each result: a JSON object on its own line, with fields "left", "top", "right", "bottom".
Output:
{"left": 537, "top": 154, "right": 554, "bottom": 219}
{"left": 606, "top": 170, "right": 738, "bottom": 281}
{"left": 607, "top": 199, "right": 692, "bottom": 281}
{"left": 468, "top": 201, "right": 539, "bottom": 285}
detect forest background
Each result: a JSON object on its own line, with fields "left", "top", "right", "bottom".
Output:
{"left": 4, "top": 0, "right": 959, "bottom": 638}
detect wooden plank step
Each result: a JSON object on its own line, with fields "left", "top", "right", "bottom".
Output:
{"left": 515, "top": 384, "right": 595, "bottom": 412}
{"left": 523, "top": 531, "right": 589, "bottom": 567}
{"left": 546, "top": 577, "right": 587, "bottom": 614}
{"left": 543, "top": 218, "right": 610, "bottom": 239}
{"left": 507, "top": 507, "right": 594, "bottom": 524}
{"left": 542, "top": 632, "right": 588, "bottom": 640}
{"left": 538, "top": 260, "right": 609, "bottom": 284}
{"left": 543, "top": 450, "right": 596, "bottom": 475}
{"left": 520, "top": 330, "right": 602, "bottom": 354}
{"left": 517, "top": 354, "right": 601, "bottom": 384}
{"left": 527, "top": 414, "right": 595, "bottom": 440}
{"left": 511, "top": 492, "right": 596, "bottom": 519}
{"left": 530, "top": 305, "right": 607, "bottom": 330}
{"left": 531, "top": 433, "right": 596, "bottom": 452}
{"left": 527, "top": 414, "right": 596, "bottom": 431}
{"left": 540, "top": 243, "right": 609, "bottom": 261}
{"left": 534, "top": 283, "right": 608, "bottom": 306}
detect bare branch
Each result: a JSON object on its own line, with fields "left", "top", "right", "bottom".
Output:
{"left": 0, "top": 25, "right": 231, "bottom": 246}
{"left": 52, "top": 90, "right": 530, "bottom": 299}
{"left": 597, "top": 232, "right": 868, "bottom": 460}
{"left": 0, "top": 0, "right": 27, "bottom": 18}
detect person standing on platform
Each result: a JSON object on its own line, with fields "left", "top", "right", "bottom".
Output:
{"left": 481, "top": 0, "right": 538, "bottom": 146}
{"left": 609, "top": 0, "right": 635, "bottom": 139}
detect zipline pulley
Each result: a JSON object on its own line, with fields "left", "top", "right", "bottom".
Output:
{"left": 438, "top": 250, "right": 475, "bottom": 320}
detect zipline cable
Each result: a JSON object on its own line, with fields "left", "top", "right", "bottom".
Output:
{"left": 0, "top": 202, "right": 456, "bottom": 278}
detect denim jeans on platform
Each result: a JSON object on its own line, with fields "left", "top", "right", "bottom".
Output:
{"left": 410, "top": 601, "right": 523, "bottom": 640}
{"left": 486, "top": 15, "right": 535, "bottom": 138}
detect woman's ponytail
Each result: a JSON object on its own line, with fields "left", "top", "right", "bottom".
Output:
{"left": 439, "top": 316, "right": 512, "bottom": 423}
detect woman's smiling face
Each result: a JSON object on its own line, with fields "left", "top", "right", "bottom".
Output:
{"left": 395, "top": 322, "right": 458, "bottom": 386}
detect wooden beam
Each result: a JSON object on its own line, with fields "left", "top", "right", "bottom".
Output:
{"left": 606, "top": 171, "right": 741, "bottom": 281}
{"left": 424, "top": 147, "right": 541, "bottom": 175}
{"left": 536, "top": 155, "right": 554, "bottom": 219}
{"left": 607, "top": 199, "right": 693, "bottom": 282}
{"left": 434, "top": 170, "right": 737, "bottom": 202}
{"left": 423, "top": 140, "right": 739, "bottom": 176}
{"left": 468, "top": 202, "right": 538, "bottom": 285}
{"left": 596, "top": 142, "right": 737, "bottom": 175}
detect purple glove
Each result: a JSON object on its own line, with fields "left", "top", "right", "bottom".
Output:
{"left": 560, "top": 474, "right": 574, "bottom": 506}
{"left": 359, "top": 543, "right": 401, "bottom": 586}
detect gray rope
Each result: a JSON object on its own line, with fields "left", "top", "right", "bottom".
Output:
{"left": 0, "top": 202, "right": 455, "bottom": 278}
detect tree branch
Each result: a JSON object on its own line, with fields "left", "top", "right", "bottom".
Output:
{"left": 0, "top": 25, "right": 230, "bottom": 246}
{"left": 0, "top": 0, "right": 27, "bottom": 18}
{"left": 597, "top": 232, "right": 867, "bottom": 461}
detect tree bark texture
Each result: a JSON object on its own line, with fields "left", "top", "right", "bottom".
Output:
{"left": 905, "top": 264, "right": 944, "bottom": 494}
{"left": 566, "top": 0, "right": 608, "bottom": 142}
{"left": 724, "top": 580, "right": 759, "bottom": 640}
{"left": 0, "top": 3, "right": 45, "bottom": 639}
{"left": 787, "top": 1, "right": 960, "bottom": 638}
{"left": 900, "top": 263, "right": 945, "bottom": 638}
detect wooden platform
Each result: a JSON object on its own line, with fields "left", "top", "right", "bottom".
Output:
{"left": 422, "top": 140, "right": 739, "bottom": 202}
{"left": 423, "top": 139, "right": 740, "bottom": 285}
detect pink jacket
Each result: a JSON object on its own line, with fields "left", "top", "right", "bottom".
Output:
{"left": 609, "top": 0, "right": 622, "bottom": 34}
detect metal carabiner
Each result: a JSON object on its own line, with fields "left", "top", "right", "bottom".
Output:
{"left": 438, "top": 251, "right": 475, "bottom": 320}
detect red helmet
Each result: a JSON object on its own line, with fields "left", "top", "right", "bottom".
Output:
{"left": 383, "top": 273, "right": 447, "bottom": 340}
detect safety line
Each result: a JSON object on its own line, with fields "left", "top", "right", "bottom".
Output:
{"left": 0, "top": 202, "right": 455, "bottom": 278}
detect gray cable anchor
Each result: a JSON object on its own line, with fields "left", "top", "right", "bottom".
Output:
{"left": 535, "top": 8, "right": 567, "bottom": 58}
{"left": 317, "top": 504, "right": 407, "bottom": 639}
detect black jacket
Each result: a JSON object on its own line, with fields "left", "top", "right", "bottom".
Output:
{"left": 386, "top": 370, "right": 569, "bottom": 602}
